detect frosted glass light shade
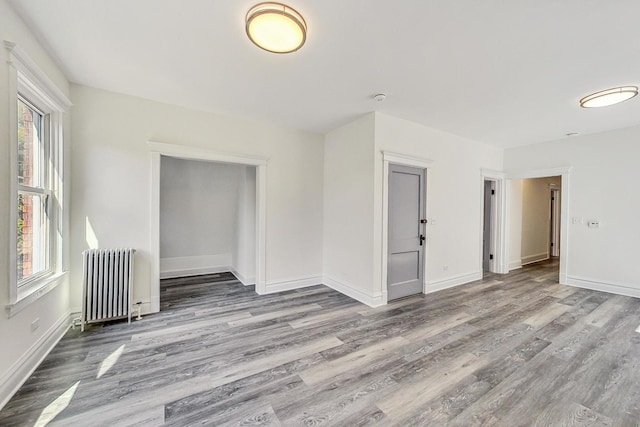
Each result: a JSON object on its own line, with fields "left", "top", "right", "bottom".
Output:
{"left": 246, "top": 3, "right": 307, "bottom": 53}
{"left": 580, "top": 86, "right": 638, "bottom": 108}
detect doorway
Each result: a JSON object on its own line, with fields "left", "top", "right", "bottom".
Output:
{"left": 387, "top": 164, "right": 426, "bottom": 301}
{"left": 482, "top": 180, "right": 496, "bottom": 272}
{"left": 149, "top": 142, "right": 267, "bottom": 314}
{"left": 159, "top": 157, "right": 256, "bottom": 285}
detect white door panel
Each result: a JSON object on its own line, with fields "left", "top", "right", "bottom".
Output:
{"left": 387, "top": 165, "right": 425, "bottom": 300}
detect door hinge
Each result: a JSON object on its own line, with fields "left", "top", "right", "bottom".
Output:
{"left": 551, "top": 243, "right": 554, "bottom": 247}
{"left": 491, "top": 189, "right": 495, "bottom": 195}
{"left": 489, "top": 254, "right": 494, "bottom": 260}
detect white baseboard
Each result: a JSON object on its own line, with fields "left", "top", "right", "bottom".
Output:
{"left": 323, "top": 276, "right": 384, "bottom": 308}
{"left": 509, "top": 259, "right": 523, "bottom": 271}
{"left": 521, "top": 252, "right": 549, "bottom": 266}
{"left": 264, "top": 276, "right": 322, "bottom": 294}
{"left": 497, "top": 263, "right": 511, "bottom": 275}
{"left": 0, "top": 311, "right": 72, "bottom": 410}
{"left": 426, "top": 271, "right": 483, "bottom": 294}
{"left": 559, "top": 272, "right": 567, "bottom": 285}
{"left": 230, "top": 268, "right": 255, "bottom": 286}
{"left": 566, "top": 276, "right": 640, "bottom": 299}
{"left": 160, "top": 254, "right": 232, "bottom": 279}
{"left": 160, "top": 265, "right": 232, "bottom": 279}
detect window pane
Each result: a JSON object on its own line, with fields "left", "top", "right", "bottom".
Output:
{"left": 18, "top": 99, "right": 43, "bottom": 187}
{"left": 17, "top": 192, "right": 49, "bottom": 282}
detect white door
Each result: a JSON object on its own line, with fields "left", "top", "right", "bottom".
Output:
{"left": 387, "top": 164, "right": 426, "bottom": 300}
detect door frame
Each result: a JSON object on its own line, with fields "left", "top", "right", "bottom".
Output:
{"left": 381, "top": 151, "right": 433, "bottom": 304}
{"left": 482, "top": 179, "right": 496, "bottom": 272}
{"left": 549, "top": 187, "right": 561, "bottom": 257}
{"left": 480, "top": 170, "right": 508, "bottom": 274}
{"left": 148, "top": 141, "right": 267, "bottom": 313}
{"left": 505, "top": 166, "right": 571, "bottom": 284}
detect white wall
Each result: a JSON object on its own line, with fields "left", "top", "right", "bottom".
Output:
{"left": 374, "top": 113, "right": 504, "bottom": 296}
{"left": 160, "top": 157, "right": 243, "bottom": 277}
{"left": 504, "top": 126, "right": 640, "bottom": 296}
{"left": 324, "top": 112, "right": 504, "bottom": 305}
{"left": 0, "top": 0, "right": 71, "bottom": 408}
{"left": 70, "top": 84, "right": 324, "bottom": 312}
{"left": 323, "top": 114, "right": 376, "bottom": 303}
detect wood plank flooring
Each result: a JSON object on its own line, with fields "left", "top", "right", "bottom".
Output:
{"left": 2, "top": 260, "right": 640, "bottom": 426}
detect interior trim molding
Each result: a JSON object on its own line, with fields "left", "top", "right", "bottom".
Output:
{"left": 4, "top": 40, "right": 72, "bottom": 109}
{"left": 160, "top": 254, "right": 233, "bottom": 279}
{"left": 480, "top": 170, "right": 508, "bottom": 274}
{"left": 230, "top": 269, "right": 255, "bottom": 286}
{"left": 503, "top": 165, "right": 572, "bottom": 285}
{"left": 323, "top": 276, "right": 384, "bottom": 308}
{"left": 148, "top": 141, "right": 267, "bottom": 166}
{"left": 264, "top": 276, "right": 322, "bottom": 294}
{"left": 380, "top": 151, "right": 434, "bottom": 305}
{"left": 5, "top": 272, "right": 68, "bottom": 318}
{"left": 426, "top": 271, "right": 482, "bottom": 294}
{"left": 521, "top": 252, "right": 550, "bottom": 266}
{"left": 381, "top": 151, "right": 434, "bottom": 168}
{"left": 0, "top": 311, "right": 71, "bottom": 411}
{"left": 149, "top": 142, "right": 268, "bottom": 312}
{"left": 566, "top": 276, "right": 640, "bottom": 299}
{"left": 160, "top": 266, "right": 233, "bottom": 280}
{"left": 504, "top": 166, "right": 573, "bottom": 180}
{"left": 509, "top": 260, "right": 523, "bottom": 271}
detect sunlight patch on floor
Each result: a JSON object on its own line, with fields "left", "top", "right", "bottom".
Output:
{"left": 34, "top": 381, "right": 80, "bottom": 427}
{"left": 97, "top": 344, "right": 125, "bottom": 379}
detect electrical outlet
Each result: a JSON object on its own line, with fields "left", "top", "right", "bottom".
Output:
{"left": 31, "top": 318, "right": 39, "bottom": 333}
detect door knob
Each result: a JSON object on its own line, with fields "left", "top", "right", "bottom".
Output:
{"left": 419, "top": 235, "right": 426, "bottom": 246}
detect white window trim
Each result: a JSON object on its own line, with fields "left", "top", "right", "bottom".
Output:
{"left": 5, "top": 41, "right": 71, "bottom": 316}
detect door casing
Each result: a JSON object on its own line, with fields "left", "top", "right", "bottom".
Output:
{"left": 387, "top": 164, "right": 426, "bottom": 300}
{"left": 381, "top": 152, "right": 433, "bottom": 305}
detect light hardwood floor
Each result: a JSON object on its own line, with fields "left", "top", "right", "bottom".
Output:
{"left": 2, "top": 260, "right": 640, "bottom": 426}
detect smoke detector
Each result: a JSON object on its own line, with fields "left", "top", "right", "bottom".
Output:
{"left": 373, "top": 93, "right": 387, "bottom": 102}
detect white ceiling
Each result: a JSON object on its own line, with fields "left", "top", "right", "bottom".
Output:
{"left": 9, "top": 0, "right": 640, "bottom": 148}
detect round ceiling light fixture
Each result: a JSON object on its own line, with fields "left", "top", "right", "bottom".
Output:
{"left": 246, "top": 3, "right": 307, "bottom": 54}
{"left": 579, "top": 86, "right": 638, "bottom": 108}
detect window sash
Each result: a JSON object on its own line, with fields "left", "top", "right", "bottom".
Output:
{"left": 16, "top": 96, "right": 53, "bottom": 286}
{"left": 17, "top": 190, "right": 51, "bottom": 284}
{"left": 17, "top": 96, "right": 49, "bottom": 189}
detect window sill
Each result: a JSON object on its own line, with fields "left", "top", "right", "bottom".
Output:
{"left": 6, "top": 271, "right": 68, "bottom": 318}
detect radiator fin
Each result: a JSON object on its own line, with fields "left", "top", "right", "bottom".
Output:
{"left": 81, "top": 248, "right": 135, "bottom": 331}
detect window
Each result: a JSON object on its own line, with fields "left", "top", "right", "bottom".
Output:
{"left": 5, "top": 41, "right": 71, "bottom": 311}
{"left": 17, "top": 97, "right": 51, "bottom": 284}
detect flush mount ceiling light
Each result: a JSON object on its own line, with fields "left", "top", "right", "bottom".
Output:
{"left": 246, "top": 2, "right": 307, "bottom": 54}
{"left": 579, "top": 86, "right": 638, "bottom": 108}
